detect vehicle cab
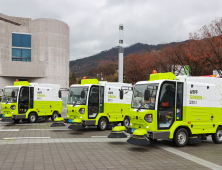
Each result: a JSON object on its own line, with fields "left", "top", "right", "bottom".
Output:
{"left": 129, "top": 72, "right": 184, "bottom": 140}
{"left": 66, "top": 79, "right": 105, "bottom": 127}
{"left": 1, "top": 81, "right": 34, "bottom": 121}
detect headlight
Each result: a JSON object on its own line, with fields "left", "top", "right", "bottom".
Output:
{"left": 144, "top": 114, "right": 152, "bottom": 123}
{"left": 10, "top": 105, "right": 16, "bottom": 110}
{"left": 79, "top": 108, "right": 85, "bottom": 114}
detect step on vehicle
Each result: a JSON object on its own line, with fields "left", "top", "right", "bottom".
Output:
{"left": 51, "top": 78, "right": 132, "bottom": 131}
{"left": 109, "top": 72, "right": 222, "bottom": 147}
{"left": 1, "top": 81, "right": 63, "bottom": 123}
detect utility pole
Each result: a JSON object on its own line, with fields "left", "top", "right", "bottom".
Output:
{"left": 118, "top": 24, "right": 124, "bottom": 83}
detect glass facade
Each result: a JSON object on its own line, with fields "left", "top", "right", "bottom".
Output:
{"left": 12, "top": 33, "right": 31, "bottom": 62}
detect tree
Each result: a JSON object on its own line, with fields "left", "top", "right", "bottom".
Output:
{"left": 69, "top": 71, "right": 76, "bottom": 86}
{"left": 189, "top": 18, "right": 222, "bottom": 76}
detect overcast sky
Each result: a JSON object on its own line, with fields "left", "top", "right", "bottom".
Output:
{"left": 1, "top": 0, "right": 222, "bottom": 61}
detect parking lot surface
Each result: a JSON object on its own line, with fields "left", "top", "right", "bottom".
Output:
{"left": 0, "top": 114, "right": 221, "bottom": 170}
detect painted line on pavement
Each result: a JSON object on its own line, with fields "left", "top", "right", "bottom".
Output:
{"left": 3, "top": 137, "right": 50, "bottom": 140}
{"left": 15, "top": 124, "right": 46, "bottom": 126}
{"left": 0, "top": 129, "right": 19, "bottom": 131}
{"left": 155, "top": 143, "right": 222, "bottom": 170}
{"left": 23, "top": 129, "right": 71, "bottom": 131}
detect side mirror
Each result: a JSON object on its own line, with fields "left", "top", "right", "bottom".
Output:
{"left": 11, "top": 91, "right": 15, "bottom": 98}
{"left": 120, "top": 90, "right": 124, "bottom": 100}
{"left": 144, "top": 89, "right": 150, "bottom": 101}
{"left": 81, "top": 90, "right": 85, "bottom": 98}
{"left": 58, "top": 90, "right": 62, "bottom": 98}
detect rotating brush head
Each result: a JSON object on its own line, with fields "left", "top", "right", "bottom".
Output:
{"left": 127, "top": 135, "right": 150, "bottom": 146}
{"left": 68, "top": 124, "right": 84, "bottom": 130}
{"left": 187, "top": 137, "right": 202, "bottom": 145}
{"left": 50, "top": 123, "right": 66, "bottom": 127}
{"left": 1, "top": 118, "right": 14, "bottom": 122}
{"left": 108, "top": 131, "right": 127, "bottom": 138}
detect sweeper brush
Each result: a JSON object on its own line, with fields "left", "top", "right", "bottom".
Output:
{"left": 1, "top": 114, "right": 14, "bottom": 122}
{"left": 50, "top": 117, "right": 65, "bottom": 127}
{"left": 127, "top": 128, "right": 150, "bottom": 146}
{"left": 187, "top": 136, "right": 202, "bottom": 145}
{"left": 68, "top": 124, "right": 84, "bottom": 130}
{"left": 127, "top": 136, "right": 150, "bottom": 146}
{"left": 108, "top": 126, "right": 127, "bottom": 138}
{"left": 1, "top": 118, "right": 14, "bottom": 122}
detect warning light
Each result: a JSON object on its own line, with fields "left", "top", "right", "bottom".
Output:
{"left": 83, "top": 77, "right": 86, "bottom": 79}
{"left": 152, "top": 70, "right": 157, "bottom": 74}
{"left": 188, "top": 121, "right": 191, "bottom": 124}
{"left": 16, "top": 79, "right": 19, "bottom": 82}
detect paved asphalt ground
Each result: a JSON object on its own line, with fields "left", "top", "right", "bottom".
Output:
{"left": 0, "top": 110, "right": 221, "bottom": 170}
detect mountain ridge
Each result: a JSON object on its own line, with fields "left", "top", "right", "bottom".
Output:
{"left": 70, "top": 41, "right": 188, "bottom": 77}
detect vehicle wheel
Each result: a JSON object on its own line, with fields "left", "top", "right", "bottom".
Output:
{"left": 13, "top": 119, "right": 20, "bottom": 123}
{"left": 123, "top": 116, "right": 130, "bottom": 128}
{"left": 98, "top": 117, "right": 107, "bottom": 131}
{"left": 174, "top": 128, "right": 188, "bottom": 147}
{"left": 51, "top": 112, "right": 59, "bottom": 121}
{"left": 212, "top": 127, "right": 222, "bottom": 144}
{"left": 28, "top": 113, "right": 37, "bottom": 123}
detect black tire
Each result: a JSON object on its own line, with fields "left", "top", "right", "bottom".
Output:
{"left": 97, "top": 117, "right": 108, "bottom": 131}
{"left": 123, "top": 116, "right": 130, "bottom": 128}
{"left": 51, "top": 112, "right": 59, "bottom": 121}
{"left": 13, "top": 119, "right": 20, "bottom": 123}
{"left": 173, "top": 128, "right": 188, "bottom": 147}
{"left": 212, "top": 127, "right": 222, "bottom": 144}
{"left": 28, "top": 113, "right": 37, "bottom": 123}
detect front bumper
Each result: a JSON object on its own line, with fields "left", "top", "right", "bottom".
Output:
{"left": 12, "top": 115, "right": 26, "bottom": 120}
{"left": 148, "top": 131, "right": 170, "bottom": 139}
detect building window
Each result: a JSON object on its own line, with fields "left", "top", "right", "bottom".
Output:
{"left": 12, "top": 33, "right": 31, "bottom": 62}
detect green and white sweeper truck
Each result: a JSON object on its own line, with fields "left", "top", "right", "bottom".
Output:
{"left": 1, "top": 81, "right": 63, "bottom": 123}
{"left": 52, "top": 79, "right": 132, "bottom": 130}
{"left": 109, "top": 72, "right": 222, "bottom": 147}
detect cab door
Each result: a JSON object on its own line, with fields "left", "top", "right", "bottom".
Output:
{"left": 18, "top": 87, "right": 29, "bottom": 114}
{"left": 157, "top": 81, "right": 176, "bottom": 130}
{"left": 88, "top": 86, "right": 99, "bottom": 119}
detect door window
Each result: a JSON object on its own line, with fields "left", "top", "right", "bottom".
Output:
{"left": 176, "top": 83, "right": 183, "bottom": 121}
{"left": 88, "top": 86, "right": 99, "bottom": 119}
{"left": 30, "top": 87, "right": 34, "bottom": 109}
{"left": 158, "top": 82, "right": 176, "bottom": 129}
{"left": 100, "top": 87, "right": 104, "bottom": 113}
{"left": 19, "top": 87, "right": 29, "bottom": 113}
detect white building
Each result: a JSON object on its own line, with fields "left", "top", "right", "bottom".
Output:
{"left": 0, "top": 13, "right": 70, "bottom": 91}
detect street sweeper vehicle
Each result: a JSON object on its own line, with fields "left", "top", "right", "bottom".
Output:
{"left": 51, "top": 79, "right": 132, "bottom": 130}
{"left": 108, "top": 72, "right": 222, "bottom": 147}
{"left": 1, "top": 81, "right": 63, "bottom": 123}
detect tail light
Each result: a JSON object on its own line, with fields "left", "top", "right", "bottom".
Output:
{"left": 10, "top": 105, "right": 15, "bottom": 110}
{"left": 144, "top": 114, "right": 152, "bottom": 123}
{"left": 79, "top": 108, "right": 85, "bottom": 114}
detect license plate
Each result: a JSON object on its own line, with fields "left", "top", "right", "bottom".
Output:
{"left": 68, "top": 119, "right": 73, "bottom": 123}
{"left": 131, "top": 128, "right": 136, "bottom": 133}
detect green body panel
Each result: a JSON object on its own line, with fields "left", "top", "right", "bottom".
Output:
{"left": 112, "top": 126, "right": 126, "bottom": 131}
{"left": 81, "top": 79, "right": 99, "bottom": 85}
{"left": 1, "top": 103, "right": 19, "bottom": 116}
{"left": 1, "top": 100, "right": 63, "bottom": 119}
{"left": 14, "top": 81, "right": 30, "bottom": 86}
{"left": 67, "top": 102, "right": 131, "bottom": 125}
{"left": 133, "top": 129, "right": 147, "bottom": 136}
{"left": 149, "top": 72, "right": 176, "bottom": 81}
{"left": 130, "top": 106, "right": 220, "bottom": 139}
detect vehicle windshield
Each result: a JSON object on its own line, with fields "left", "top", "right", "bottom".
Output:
{"left": 68, "top": 86, "right": 88, "bottom": 105}
{"left": 132, "top": 84, "right": 159, "bottom": 110}
{"left": 2, "top": 87, "right": 19, "bottom": 103}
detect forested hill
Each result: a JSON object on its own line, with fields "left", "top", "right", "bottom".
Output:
{"left": 70, "top": 41, "right": 187, "bottom": 77}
